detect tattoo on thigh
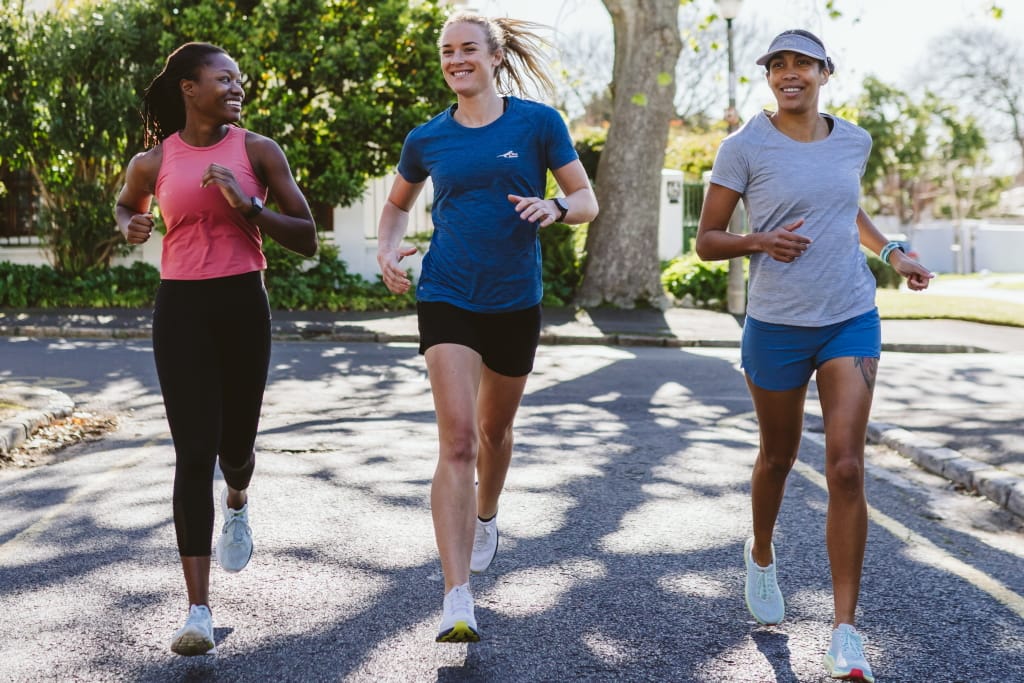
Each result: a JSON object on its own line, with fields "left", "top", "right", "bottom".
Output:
{"left": 854, "top": 357, "right": 878, "bottom": 391}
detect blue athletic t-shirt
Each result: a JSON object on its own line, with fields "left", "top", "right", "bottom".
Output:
{"left": 397, "top": 96, "right": 579, "bottom": 313}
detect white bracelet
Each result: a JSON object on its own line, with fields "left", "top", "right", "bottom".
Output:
{"left": 879, "top": 241, "right": 905, "bottom": 264}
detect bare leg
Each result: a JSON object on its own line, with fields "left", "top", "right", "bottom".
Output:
{"left": 181, "top": 556, "right": 211, "bottom": 607}
{"left": 475, "top": 365, "right": 528, "bottom": 520}
{"left": 746, "top": 376, "right": 808, "bottom": 567}
{"left": 424, "top": 344, "right": 484, "bottom": 592}
{"left": 816, "top": 356, "right": 876, "bottom": 627}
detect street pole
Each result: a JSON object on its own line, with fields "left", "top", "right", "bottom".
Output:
{"left": 718, "top": 0, "right": 746, "bottom": 315}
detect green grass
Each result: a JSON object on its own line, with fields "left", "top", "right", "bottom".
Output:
{"left": 876, "top": 289, "right": 1024, "bottom": 327}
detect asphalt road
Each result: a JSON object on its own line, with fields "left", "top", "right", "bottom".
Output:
{"left": 0, "top": 339, "right": 1022, "bottom": 681}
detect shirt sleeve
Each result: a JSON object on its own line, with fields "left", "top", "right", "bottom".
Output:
{"left": 544, "top": 106, "right": 579, "bottom": 171}
{"left": 709, "top": 135, "right": 749, "bottom": 195}
{"left": 396, "top": 128, "right": 428, "bottom": 184}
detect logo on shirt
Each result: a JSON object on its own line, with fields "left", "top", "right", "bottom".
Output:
{"left": 497, "top": 150, "right": 519, "bottom": 159}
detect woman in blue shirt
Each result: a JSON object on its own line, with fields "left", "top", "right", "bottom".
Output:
{"left": 377, "top": 11, "right": 598, "bottom": 643}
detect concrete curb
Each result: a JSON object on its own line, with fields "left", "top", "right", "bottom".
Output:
{"left": 868, "top": 422, "right": 1024, "bottom": 518}
{"left": 0, "top": 323, "right": 994, "bottom": 354}
{"left": 0, "top": 385, "right": 75, "bottom": 456}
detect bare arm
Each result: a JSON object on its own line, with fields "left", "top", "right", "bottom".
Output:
{"left": 114, "top": 147, "right": 161, "bottom": 245}
{"left": 695, "top": 183, "right": 810, "bottom": 262}
{"left": 376, "top": 174, "right": 425, "bottom": 294}
{"left": 210, "top": 132, "right": 317, "bottom": 257}
{"left": 507, "top": 159, "right": 598, "bottom": 227}
{"left": 856, "top": 208, "right": 933, "bottom": 291}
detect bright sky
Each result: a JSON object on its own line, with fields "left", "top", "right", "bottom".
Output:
{"left": 473, "top": 0, "right": 1020, "bottom": 113}
{"left": 471, "top": 0, "right": 1023, "bottom": 171}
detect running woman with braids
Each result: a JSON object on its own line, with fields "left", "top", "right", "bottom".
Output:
{"left": 377, "top": 11, "right": 598, "bottom": 642}
{"left": 697, "top": 29, "right": 933, "bottom": 682}
{"left": 115, "top": 42, "right": 317, "bottom": 656}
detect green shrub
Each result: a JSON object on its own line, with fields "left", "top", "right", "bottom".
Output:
{"left": 263, "top": 238, "right": 415, "bottom": 312}
{"left": 540, "top": 222, "right": 585, "bottom": 306}
{"left": 0, "top": 260, "right": 161, "bottom": 308}
{"left": 660, "top": 254, "right": 729, "bottom": 310}
{"left": 864, "top": 250, "right": 903, "bottom": 289}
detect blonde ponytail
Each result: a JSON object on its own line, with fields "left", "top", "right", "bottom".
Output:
{"left": 441, "top": 12, "right": 556, "bottom": 99}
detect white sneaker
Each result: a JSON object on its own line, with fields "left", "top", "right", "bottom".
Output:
{"left": 823, "top": 623, "right": 875, "bottom": 682}
{"left": 216, "top": 487, "right": 253, "bottom": 573}
{"left": 436, "top": 583, "right": 480, "bottom": 643}
{"left": 744, "top": 537, "right": 785, "bottom": 625}
{"left": 170, "top": 604, "right": 215, "bottom": 656}
{"left": 470, "top": 516, "right": 498, "bottom": 574}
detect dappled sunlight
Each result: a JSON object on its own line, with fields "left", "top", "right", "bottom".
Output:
{"left": 528, "top": 346, "right": 636, "bottom": 393}
{"left": 485, "top": 558, "right": 606, "bottom": 618}
{"left": 692, "top": 635, "right": 786, "bottom": 682}
{"left": 581, "top": 629, "right": 640, "bottom": 666}
{"left": 599, "top": 492, "right": 749, "bottom": 555}
{"left": 653, "top": 444, "right": 753, "bottom": 488}
{"left": 256, "top": 453, "right": 437, "bottom": 569}
{"left": 658, "top": 571, "right": 735, "bottom": 600}
{"left": 499, "top": 489, "right": 577, "bottom": 539}
{"left": 248, "top": 561, "right": 390, "bottom": 640}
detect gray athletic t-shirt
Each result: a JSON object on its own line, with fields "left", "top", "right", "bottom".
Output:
{"left": 710, "top": 110, "right": 877, "bottom": 326}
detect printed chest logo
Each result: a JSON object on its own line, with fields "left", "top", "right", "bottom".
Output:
{"left": 497, "top": 150, "right": 519, "bottom": 159}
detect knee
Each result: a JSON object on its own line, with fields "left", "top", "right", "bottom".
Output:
{"left": 478, "top": 418, "right": 513, "bottom": 453}
{"left": 826, "top": 455, "right": 865, "bottom": 494}
{"left": 757, "top": 448, "right": 798, "bottom": 477}
{"left": 440, "top": 427, "right": 478, "bottom": 465}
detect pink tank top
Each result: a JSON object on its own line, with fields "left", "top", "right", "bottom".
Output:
{"left": 155, "top": 126, "right": 268, "bottom": 280}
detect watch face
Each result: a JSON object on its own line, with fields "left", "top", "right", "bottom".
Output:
{"left": 555, "top": 198, "right": 568, "bottom": 212}
{"left": 252, "top": 197, "right": 264, "bottom": 211}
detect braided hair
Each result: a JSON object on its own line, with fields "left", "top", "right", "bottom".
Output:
{"left": 141, "top": 42, "right": 229, "bottom": 146}
{"left": 440, "top": 11, "right": 556, "bottom": 98}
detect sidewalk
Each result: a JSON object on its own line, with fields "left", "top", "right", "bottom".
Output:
{"left": 2, "top": 304, "right": 1023, "bottom": 517}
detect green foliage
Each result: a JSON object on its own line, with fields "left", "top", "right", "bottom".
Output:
{"left": 0, "top": 0, "right": 161, "bottom": 274}
{"left": 845, "top": 76, "right": 996, "bottom": 224}
{"left": 864, "top": 251, "right": 904, "bottom": 290}
{"left": 572, "top": 126, "right": 606, "bottom": 182}
{"left": 263, "top": 238, "right": 414, "bottom": 311}
{"left": 152, "top": 0, "right": 451, "bottom": 208}
{"left": 0, "top": 261, "right": 161, "bottom": 308}
{"left": 1, "top": 0, "right": 450, "bottom": 276}
{"left": 540, "top": 222, "right": 585, "bottom": 306}
{"left": 660, "top": 254, "right": 728, "bottom": 310}
{"left": 663, "top": 125, "right": 721, "bottom": 180}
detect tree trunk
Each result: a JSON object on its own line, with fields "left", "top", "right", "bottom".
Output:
{"left": 579, "top": 0, "right": 682, "bottom": 308}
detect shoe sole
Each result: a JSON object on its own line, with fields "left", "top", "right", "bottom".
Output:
{"left": 470, "top": 527, "right": 498, "bottom": 574}
{"left": 823, "top": 656, "right": 874, "bottom": 682}
{"left": 171, "top": 632, "right": 216, "bottom": 656}
{"left": 435, "top": 621, "right": 481, "bottom": 643}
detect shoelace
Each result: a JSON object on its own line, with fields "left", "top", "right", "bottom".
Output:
{"left": 841, "top": 629, "right": 866, "bottom": 659}
{"left": 449, "top": 587, "right": 474, "bottom": 616}
{"left": 223, "top": 512, "right": 250, "bottom": 543}
{"left": 473, "top": 523, "right": 493, "bottom": 551}
{"left": 755, "top": 567, "right": 776, "bottom": 601}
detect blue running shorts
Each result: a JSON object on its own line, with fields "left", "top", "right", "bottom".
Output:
{"left": 741, "top": 308, "right": 881, "bottom": 391}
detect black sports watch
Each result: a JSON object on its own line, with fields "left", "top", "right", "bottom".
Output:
{"left": 552, "top": 197, "right": 569, "bottom": 223}
{"left": 245, "top": 196, "right": 264, "bottom": 219}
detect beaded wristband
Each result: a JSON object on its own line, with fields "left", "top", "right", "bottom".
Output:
{"left": 879, "top": 241, "right": 905, "bottom": 264}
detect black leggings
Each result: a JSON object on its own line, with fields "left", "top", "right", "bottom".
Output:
{"left": 153, "top": 271, "right": 271, "bottom": 557}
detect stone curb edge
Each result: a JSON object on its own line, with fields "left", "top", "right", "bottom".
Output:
{"left": 0, "top": 387, "right": 75, "bottom": 456}
{"left": 868, "top": 422, "right": 1024, "bottom": 519}
{"left": 0, "top": 324, "right": 991, "bottom": 354}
